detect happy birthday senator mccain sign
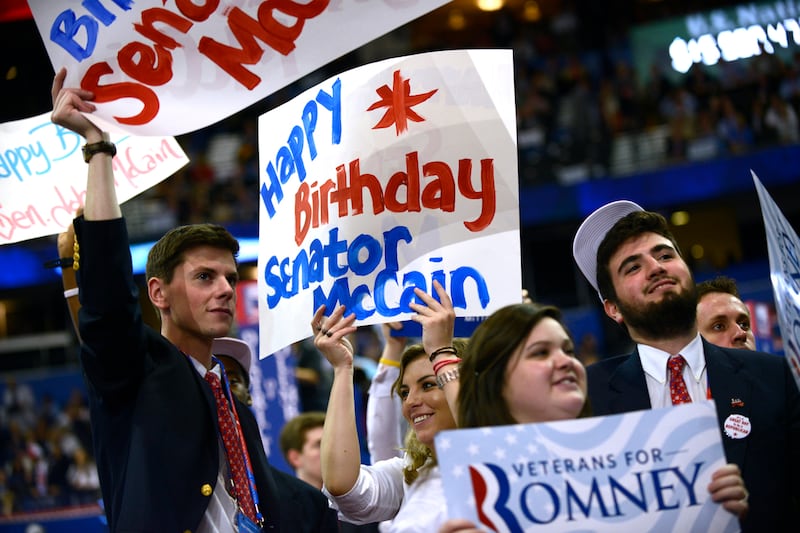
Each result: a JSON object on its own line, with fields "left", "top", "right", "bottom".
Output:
{"left": 256, "top": 49, "right": 521, "bottom": 356}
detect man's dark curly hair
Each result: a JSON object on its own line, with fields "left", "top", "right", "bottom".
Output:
{"left": 596, "top": 210, "right": 681, "bottom": 301}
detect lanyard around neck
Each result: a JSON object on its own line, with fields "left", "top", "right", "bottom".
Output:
{"left": 209, "top": 355, "right": 264, "bottom": 525}
{"left": 194, "top": 353, "right": 264, "bottom": 525}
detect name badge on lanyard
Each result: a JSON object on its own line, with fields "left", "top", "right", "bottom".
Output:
{"left": 236, "top": 511, "right": 262, "bottom": 533}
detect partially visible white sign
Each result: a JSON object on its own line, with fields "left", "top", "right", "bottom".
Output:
{"left": 0, "top": 112, "right": 187, "bottom": 245}
{"left": 752, "top": 170, "right": 800, "bottom": 391}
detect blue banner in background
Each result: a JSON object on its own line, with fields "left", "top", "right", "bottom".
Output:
{"left": 391, "top": 316, "right": 487, "bottom": 339}
{"left": 236, "top": 280, "right": 300, "bottom": 475}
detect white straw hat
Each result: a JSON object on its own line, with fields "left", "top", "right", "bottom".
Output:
{"left": 572, "top": 200, "right": 644, "bottom": 294}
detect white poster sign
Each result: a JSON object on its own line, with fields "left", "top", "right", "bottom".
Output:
{"left": 436, "top": 402, "right": 737, "bottom": 533}
{"left": 0, "top": 112, "right": 187, "bottom": 245}
{"left": 256, "top": 49, "right": 520, "bottom": 356}
{"left": 27, "top": 0, "right": 449, "bottom": 135}
{"left": 752, "top": 170, "right": 800, "bottom": 390}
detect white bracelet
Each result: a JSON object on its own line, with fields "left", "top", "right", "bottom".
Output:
{"left": 436, "top": 368, "right": 460, "bottom": 389}
{"left": 64, "top": 287, "right": 79, "bottom": 299}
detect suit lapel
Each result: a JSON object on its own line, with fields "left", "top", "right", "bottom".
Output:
{"left": 704, "top": 340, "right": 752, "bottom": 466}
{"left": 608, "top": 351, "right": 652, "bottom": 412}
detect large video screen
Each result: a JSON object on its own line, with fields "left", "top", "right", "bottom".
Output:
{"left": 630, "top": 1, "right": 800, "bottom": 86}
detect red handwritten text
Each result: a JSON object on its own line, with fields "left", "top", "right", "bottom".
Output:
{"left": 293, "top": 151, "right": 496, "bottom": 246}
{"left": 69, "top": 0, "right": 330, "bottom": 126}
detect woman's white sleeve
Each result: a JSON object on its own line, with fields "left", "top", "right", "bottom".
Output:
{"left": 367, "top": 363, "right": 403, "bottom": 462}
{"left": 322, "top": 457, "right": 405, "bottom": 524}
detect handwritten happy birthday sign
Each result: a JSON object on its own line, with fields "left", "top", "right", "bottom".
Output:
{"left": 0, "top": 112, "right": 187, "bottom": 245}
{"left": 256, "top": 49, "right": 521, "bottom": 356}
{"left": 27, "top": 0, "right": 448, "bottom": 136}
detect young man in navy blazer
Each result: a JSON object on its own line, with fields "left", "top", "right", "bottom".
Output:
{"left": 51, "top": 68, "right": 336, "bottom": 532}
{"left": 573, "top": 200, "right": 800, "bottom": 532}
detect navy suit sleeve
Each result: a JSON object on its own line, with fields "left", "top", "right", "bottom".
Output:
{"left": 74, "top": 216, "right": 147, "bottom": 401}
{"left": 782, "top": 356, "right": 800, "bottom": 503}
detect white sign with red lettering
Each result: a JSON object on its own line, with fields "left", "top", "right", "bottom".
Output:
{"left": 0, "top": 112, "right": 187, "bottom": 245}
{"left": 27, "top": 0, "right": 449, "bottom": 136}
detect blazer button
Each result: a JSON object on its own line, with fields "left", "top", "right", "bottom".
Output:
{"left": 201, "top": 483, "right": 212, "bottom": 497}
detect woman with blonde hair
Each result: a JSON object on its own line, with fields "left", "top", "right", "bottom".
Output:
{"left": 313, "top": 288, "right": 461, "bottom": 532}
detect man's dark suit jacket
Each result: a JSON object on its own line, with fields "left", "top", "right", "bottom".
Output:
{"left": 587, "top": 338, "right": 800, "bottom": 532}
{"left": 74, "top": 217, "right": 336, "bottom": 532}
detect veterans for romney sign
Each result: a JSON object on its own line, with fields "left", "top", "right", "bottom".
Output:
{"left": 435, "top": 402, "right": 738, "bottom": 533}
{"left": 753, "top": 171, "right": 800, "bottom": 391}
{"left": 27, "top": 0, "right": 448, "bottom": 136}
{"left": 256, "top": 49, "right": 520, "bottom": 356}
{"left": 0, "top": 112, "right": 187, "bottom": 245}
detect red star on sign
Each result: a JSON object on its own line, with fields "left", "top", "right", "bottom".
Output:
{"left": 368, "top": 69, "right": 437, "bottom": 135}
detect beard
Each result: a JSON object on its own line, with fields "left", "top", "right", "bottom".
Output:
{"left": 616, "top": 282, "right": 698, "bottom": 340}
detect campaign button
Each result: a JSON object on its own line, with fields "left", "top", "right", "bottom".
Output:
{"left": 723, "top": 414, "right": 751, "bottom": 439}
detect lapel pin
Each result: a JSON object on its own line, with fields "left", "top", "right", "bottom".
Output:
{"left": 730, "top": 398, "right": 744, "bottom": 407}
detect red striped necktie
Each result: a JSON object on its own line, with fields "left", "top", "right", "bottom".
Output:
{"left": 668, "top": 354, "right": 692, "bottom": 405}
{"left": 205, "top": 371, "right": 258, "bottom": 522}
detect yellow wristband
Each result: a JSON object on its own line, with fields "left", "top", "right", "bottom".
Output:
{"left": 379, "top": 357, "right": 400, "bottom": 368}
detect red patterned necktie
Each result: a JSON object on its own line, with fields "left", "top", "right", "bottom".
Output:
{"left": 205, "top": 371, "right": 258, "bottom": 522}
{"left": 668, "top": 354, "right": 692, "bottom": 405}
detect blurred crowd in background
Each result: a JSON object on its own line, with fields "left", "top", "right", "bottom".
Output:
{"left": 1, "top": 379, "right": 99, "bottom": 515}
